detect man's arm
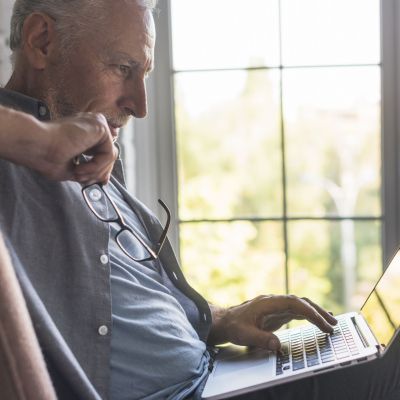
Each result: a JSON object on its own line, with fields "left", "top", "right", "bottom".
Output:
{"left": 0, "top": 105, "right": 117, "bottom": 184}
{"left": 207, "top": 295, "right": 337, "bottom": 351}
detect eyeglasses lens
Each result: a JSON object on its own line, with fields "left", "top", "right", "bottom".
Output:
{"left": 117, "top": 229, "right": 153, "bottom": 261}
{"left": 83, "top": 184, "right": 118, "bottom": 222}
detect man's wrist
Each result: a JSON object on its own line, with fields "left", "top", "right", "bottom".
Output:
{"left": 208, "top": 304, "right": 231, "bottom": 345}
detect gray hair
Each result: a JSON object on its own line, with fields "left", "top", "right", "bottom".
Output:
{"left": 10, "top": 0, "right": 157, "bottom": 60}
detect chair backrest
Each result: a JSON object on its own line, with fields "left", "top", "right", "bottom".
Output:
{"left": 0, "top": 233, "right": 57, "bottom": 400}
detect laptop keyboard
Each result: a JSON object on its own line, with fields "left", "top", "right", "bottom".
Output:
{"left": 276, "top": 318, "right": 360, "bottom": 375}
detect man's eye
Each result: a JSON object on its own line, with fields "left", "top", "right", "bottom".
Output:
{"left": 118, "top": 65, "right": 131, "bottom": 77}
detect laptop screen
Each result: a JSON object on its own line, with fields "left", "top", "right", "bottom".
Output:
{"left": 360, "top": 248, "right": 400, "bottom": 348}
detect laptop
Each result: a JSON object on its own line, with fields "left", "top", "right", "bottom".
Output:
{"left": 202, "top": 247, "right": 400, "bottom": 399}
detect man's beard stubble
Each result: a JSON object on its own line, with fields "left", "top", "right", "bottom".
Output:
{"left": 44, "top": 85, "right": 78, "bottom": 120}
{"left": 44, "top": 85, "right": 131, "bottom": 130}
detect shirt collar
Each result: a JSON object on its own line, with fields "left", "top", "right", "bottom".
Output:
{"left": 0, "top": 88, "right": 50, "bottom": 121}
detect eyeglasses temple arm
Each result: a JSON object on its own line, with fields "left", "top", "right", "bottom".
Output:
{"left": 155, "top": 199, "right": 171, "bottom": 248}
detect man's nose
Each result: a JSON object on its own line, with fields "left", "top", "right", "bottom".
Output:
{"left": 121, "top": 77, "right": 148, "bottom": 118}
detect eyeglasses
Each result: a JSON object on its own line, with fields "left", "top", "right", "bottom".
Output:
{"left": 82, "top": 183, "right": 170, "bottom": 262}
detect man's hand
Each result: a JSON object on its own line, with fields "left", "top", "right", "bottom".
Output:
{"left": 1, "top": 107, "right": 117, "bottom": 184}
{"left": 207, "top": 295, "right": 337, "bottom": 351}
{"left": 37, "top": 113, "right": 117, "bottom": 184}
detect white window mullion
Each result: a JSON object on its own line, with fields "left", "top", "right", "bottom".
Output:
{"left": 134, "top": 0, "right": 180, "bottom": 256}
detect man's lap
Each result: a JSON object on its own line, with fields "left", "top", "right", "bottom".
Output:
{"left": 230, "top": 333, "right": 400, "bottom": 400}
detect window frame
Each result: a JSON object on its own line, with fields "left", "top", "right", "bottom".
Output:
{"left": 130, "top": 0, "right": 400, "bottom": 268}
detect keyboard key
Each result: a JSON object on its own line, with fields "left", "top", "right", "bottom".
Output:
{"left": 276, "top": 316, "right": 362, "bottom": 374}
{"left": 281, "top": 343, "right": 289, "bottom": 355}
{"left": 293, "top": 361, "right": 305, "bottom": 370}
{"left": 307, "top": 358, "right": 321, "bottom": 367}
{"left": 321, "top": 355, "right": 335, "bottom": 363}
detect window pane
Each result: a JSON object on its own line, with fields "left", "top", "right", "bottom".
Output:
{"left": 175, "top": 70, "right": 282, "bottom": 220}
{"left": 281, "top": 0, "right": 380, "bottom": 66}
{"left": 180, "top": 221, "right": 285, "bottom": 307}
{"left": 284, "top": 67, "right": 381, "bottom": 217}
{"left": 171, "top": 0, "right": 280, "bottom": 70}
{"left": 288, "top": 220, "right": 382, "bottom": 314}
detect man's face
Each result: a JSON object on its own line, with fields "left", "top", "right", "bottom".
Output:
{"left": 45, "top": 1, "right": 155, "bottom": 139}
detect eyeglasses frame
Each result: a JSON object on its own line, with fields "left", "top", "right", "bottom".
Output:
{"left": 82, "top": 183, "right": 171, "bottom": 262}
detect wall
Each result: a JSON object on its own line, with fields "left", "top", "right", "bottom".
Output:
{"left": 0, "top": 0, "right": 13, "bottom": 86}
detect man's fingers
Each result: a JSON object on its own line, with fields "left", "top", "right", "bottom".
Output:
{"left": 74, "top": 162, "right": 112, "bottom": 185}
{"left": 302, "top": 297, "right": 337, "bottom": 326}
{"left": 253, "top": 295, "right": 335, "bottom": 334}
{"left": 73, "top": 143, "right": 118, "bottom": 184}
{"left": 261, "top": 314, "right": 293, "bottom": 331}
{"left": 74, "top": 112, "right": 108, "bottom": 134}
{"left": 74, "top": 154, "right": 113, "bottom": 176}
{"left": 286, "top": 296, "right": 335, "bottom": 333}
{"left": 241, "top": 327, "right": 281, "bottom": 351}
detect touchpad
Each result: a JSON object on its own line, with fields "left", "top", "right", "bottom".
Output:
{"left": 213, "top": 346, "right": 271, "bottom": 377}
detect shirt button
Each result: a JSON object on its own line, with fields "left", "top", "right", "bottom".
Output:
{"left": 89, "top": 188, "right": 102, "bottom": 201}
{"left": 98, "top": 325, "right": 109, "bottom": 336}
{"left": 100, "top": 254, "right": 109, "bottom": 264}
{"left": 38, "top": 105, "right": 47, "bottom": 117}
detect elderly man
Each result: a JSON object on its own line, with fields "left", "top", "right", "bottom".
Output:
{"left": 1, "top": 1, "right": 399, "bottom": 399}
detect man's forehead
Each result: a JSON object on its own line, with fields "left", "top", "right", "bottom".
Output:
{"left": 94, "top": 4, "right": 155, "bottom": 69}
{"left": 99, "top": 0, "right": 155, "bottom": 36}
{"left": 87, "top": 1, "right": 154, "bottom": 47}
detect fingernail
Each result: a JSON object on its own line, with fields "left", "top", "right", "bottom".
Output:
{"left": 268, "top": 338, "right": 280, "bottom": 351}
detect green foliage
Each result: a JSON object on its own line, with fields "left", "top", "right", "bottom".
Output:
{"left": 175, "top": 69, "right": 382, "bottom": 312}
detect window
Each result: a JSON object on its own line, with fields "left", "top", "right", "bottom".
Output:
{"left": 129, "top": 0, "right": 400, "bottom": 312}
{"left": 0, "top": 1, "right": 13, "bottom": 86}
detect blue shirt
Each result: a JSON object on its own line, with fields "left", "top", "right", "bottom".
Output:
{"left": 107, "top": 183, "right": 210, "bottom": 399}
{"left": 0, "top": 87, "right": 212, "bottom": 400}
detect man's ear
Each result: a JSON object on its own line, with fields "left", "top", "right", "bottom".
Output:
{"left": 21, "top": 13, "right": 57, "bottom": 70}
